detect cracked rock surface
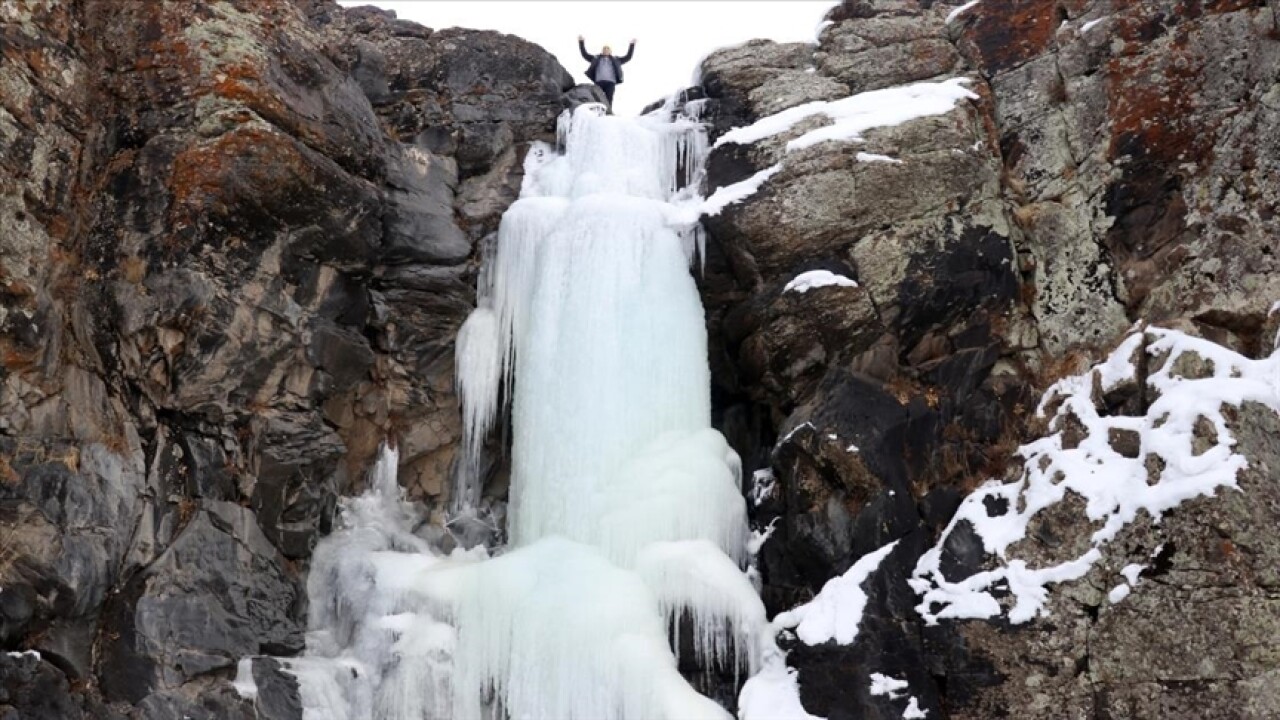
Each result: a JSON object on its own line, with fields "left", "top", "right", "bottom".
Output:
{"left": 693, "top": 0, "right": 1280, "bottom": 717}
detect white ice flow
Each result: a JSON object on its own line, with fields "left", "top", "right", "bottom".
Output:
{"left": 288, "top": 102, "right": 766, "bottom": 720}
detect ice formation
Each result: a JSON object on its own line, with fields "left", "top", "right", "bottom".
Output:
{"left": 738, "top": 658, "right": 823, "bottom": 720}
{"left": 284, "top": 102, "right": 764, "bottom": 720}
{"left": 911, "top": 328, "right": 1280, "bottom": 624}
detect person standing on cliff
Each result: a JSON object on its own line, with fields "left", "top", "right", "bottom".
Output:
{"left": 579, "top": 36, "right": 635, "bottom": 114}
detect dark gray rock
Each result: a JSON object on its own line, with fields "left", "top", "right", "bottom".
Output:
{"left": 98, "top": 502, "right": 303, "bottom": 703}
{"left": 0, "top": 651, "right": 124, "bottom": 720}
{"left": 250, "top": 658, "right": 304, "bottom": 720}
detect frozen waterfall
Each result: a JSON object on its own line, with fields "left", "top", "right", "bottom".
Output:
{"left": 286, "top": 102, "right": 766, "bottom": 720}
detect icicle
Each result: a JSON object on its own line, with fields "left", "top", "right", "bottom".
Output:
{"left": 453, "top": 309, "right": 500, "bottom": 511}
{"left": 637, "top": 539, "right": 767, "bottom": 679}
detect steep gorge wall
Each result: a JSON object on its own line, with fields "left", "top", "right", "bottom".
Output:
{"left": 693, "top": 0, "right": 1280, "bottom": 717}
{"left": 0, "top": 1, "right": 597, "bottom": 716}
{"left": 4, "top": 0, "right": 1280, "bottom": 718}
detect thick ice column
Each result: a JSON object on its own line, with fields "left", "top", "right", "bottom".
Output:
{"left": 447, "top": 103, "right": 760, "bottom": 719}
{"left": 295, "top": 102, "right": 757, "bottom": 720}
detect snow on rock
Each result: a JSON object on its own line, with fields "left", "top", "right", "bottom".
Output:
{"left": 856, "top": 152, "right": 903, "bottom": 164}
{"left": 739, "top": 541, "right": 901, "bottom": 720}
{"left": 784, "top": 270, "right": 858, "bottom": 294}
{"left": 1120, "top": 563, "right": 1145, "bottom": 585}
{"left": 1080, "top": 16, "right": 1108, "bottom": 32}
{"left": 715, "top": 77, "right": 978, "bottom": 152}
{"left": 776, "top": 541, "right": 899, "bottom": 645}
{"left": 670, "top": 77, "right": 973, "bottom": 221}
{"left": 739, "top": 653, "right": 823, "bottom": 720}
{"left": 1108, "top": 584, "right": 1131, "bottom": 604}
{"left": 911, "top": 328, "right": 1280, "bottom": 625}
{"left": 781, "top": 421, "right": 816, "bottom": 445}
{"left": 814, "top": 19, "right": 835, "bottom": 41}
{"left": 945, "top": 0, "right": 981, "bottom": 23}
{"left": 870, "top": 673, "right": 929, "bottom": 718}
{"left": 903, "top": 696, "right": 929, "bottom": 719}
{"left": 869, "top": 673, "right": 909, "bottom": 699}
{"left": 700, "top": 165, "right": 782, "bottom": 217}
{"left": 1108, "top": 562, "right": 1146, "bottom": 604}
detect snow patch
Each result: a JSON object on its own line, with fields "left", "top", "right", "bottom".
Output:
{"left": 869, "top": 673, "right": 909, "bottom": 699}
{"left": 814, "top": 19, "right": 835, "bottom": 41}
{"left": 911, "top": 328, "right": 1280, "bottom": 625}
{"left": 784, "top": 270, "right": 858, "bottom": 294}
{"left": 857, "top": 152, "right": 903, "bottom": 164}
{"left": 1108, "top": 584, "right": 1131, "bottom": 604}
{"left": 1120, "top": 563, "right": 1145, "bottom": 585}
{"left": 776, "top": 541, "right": 898, "bottom": 645}
{"left": 781, "top": 421, "right": 816, "bottom": 445}
{"left": 904, "top": 697, "right": 929, "bottom": 719}
{"left": 946, "top": 0, "right": 981, "bottom": 23}
{"left": 739, "top": 655, "right": 823, "bottom": 720}
{"left": 1081, "top": 17, "right": 1107, "bottom": 32}
{"left": 700, "top": 165, "right": 781, "bottom": 217}
{"left": 716, "top": 78, "right": 978, "bottom": 152}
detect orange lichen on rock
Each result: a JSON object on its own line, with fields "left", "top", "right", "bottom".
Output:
{"left": 959, "top": 0, "right": 1061, "bottom": 74}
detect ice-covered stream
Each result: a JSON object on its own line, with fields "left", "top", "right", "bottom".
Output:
{"left": 273, "top": 102, "right": 767, "bottom": 720}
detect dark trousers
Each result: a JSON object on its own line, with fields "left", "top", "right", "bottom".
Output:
{"left": 595, "top": 81, "right": 616, "bottom": 111}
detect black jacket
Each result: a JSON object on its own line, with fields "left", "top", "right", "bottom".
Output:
{"left": 580, "top": 41, "right": 634, "bottom": 84}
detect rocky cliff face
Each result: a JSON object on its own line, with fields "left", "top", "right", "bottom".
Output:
{"left": 694, "top": 0, "right": 1280, "bottom": 717}
{"left": 4, "top": 0, "right": 1280, "bottom": 718}
{"left": 0, "top": 1, "right": 597, "bottom": 716}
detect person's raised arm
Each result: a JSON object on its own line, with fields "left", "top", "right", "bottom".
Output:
{"left": 619, "top": 39, "right": 635, "bottom": 63}
{"left": 578, "top": 35, "right": 593, "bottom": 61}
